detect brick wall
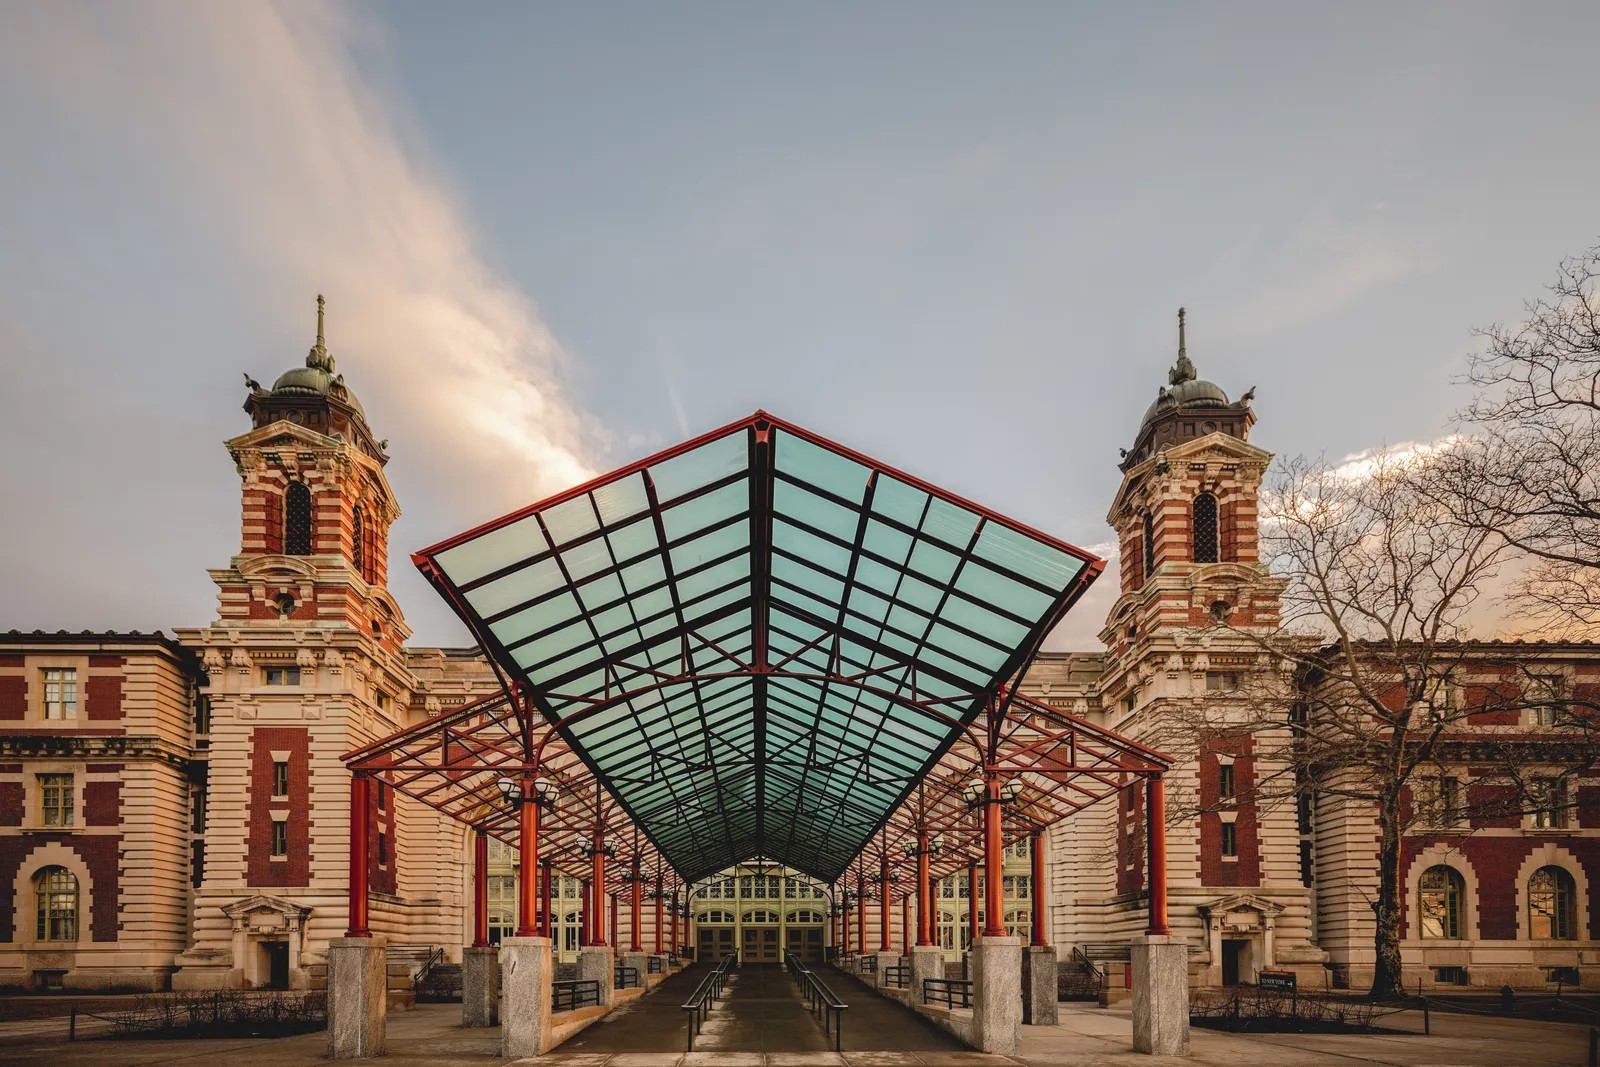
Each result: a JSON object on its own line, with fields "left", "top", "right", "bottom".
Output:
{"left": 246, "top": 727, "right": 312, "bottom": 887}
{"left": 0, "top": 834, "right": 122, "bottom": 942}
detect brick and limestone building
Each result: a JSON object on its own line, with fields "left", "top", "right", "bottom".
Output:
{"left": 0, "top": 302, "right": 1595, "bottom": 993}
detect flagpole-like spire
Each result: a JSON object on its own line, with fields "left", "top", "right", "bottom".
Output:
{"left": 1178, "top": 306, "right": 1186, "bottom": 361}
{"left": 308, "top": 293, "right": 334, "bottom": 371}
{"left": 316, "top": 293, "right": 326, "bottom": 349}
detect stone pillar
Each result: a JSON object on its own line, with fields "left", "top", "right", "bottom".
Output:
{"left": 621, "top": 950, "right": 648, "bottom": 991}
{"left": 461, "top": 945, "right": 501, "bottom": 1028}
{"left": 875, "top": 950, "right": 899, "bottom": 989}
{"left": 909, "top": 944, "right": 943, "bottom": 1007}
{"left": 326, "top": 936, "right": 386, "bottom": 1059}
{"left": 1131, "top": 934, "right": 1189, "bottom": 1057}
{"left": 578, "top": 944, "right": 616, "bottom": 1008}
{"left": 501, "top": 936, "right": 553, "bottom": 1059}
{"left": 970, "top": 935, "right": 1022, "bottom": 1057}
{"left": 1021, "top": 945, "right": 1058, "bottom": 1025}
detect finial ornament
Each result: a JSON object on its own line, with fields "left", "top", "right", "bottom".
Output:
{"left": 316, "top": 294, "right": 325, "bottom": 347}
{"left": 1168, "top": 305, "right": 1196, "bottom": 386}
{"left": 307, "top": 293, "right": 335, "bottom": 372}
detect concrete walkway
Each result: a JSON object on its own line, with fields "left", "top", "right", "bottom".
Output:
{"left": 816, "top": 965, "right": 971, "bottom": 1053}
{"left": 1, "top": 997, "right": 1593, "bottom": 1066}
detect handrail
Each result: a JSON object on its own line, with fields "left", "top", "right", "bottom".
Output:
{"left": 784, "top": 951, "right": 848, "bottom": 1052}
{"left": 413, "top": 946, "right": 446, "bottom": 989}
{"left": 882, "top": 963, "right": 909, "bottom": 988}
{"left": 552, "top": 979, "right": 601, "bottom": 1013}
{"left": 923, "top": 977, "right": 973, "bottom": 1009}
{"left": 614, "top": 964, "right": 641, "bottom": 990}
{"left": 682, "top": 953, "right": 738, "bottom": 1051}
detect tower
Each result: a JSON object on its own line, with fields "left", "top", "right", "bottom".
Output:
{"left": 173, "top": 298, "right": 433, "bottom": 991}
{"left": 1094, "top": 310, "right": 1325, "bottom": 985}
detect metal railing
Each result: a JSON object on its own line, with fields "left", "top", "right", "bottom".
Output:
{"left": 785, "top": 951, "right": 848, "bottom": 1051}
{"left": 552, "top": 980, "right": 601, "bottom": 1013}
{"left": 923, "top": 978, "right": 973, "bottom": 1009}
{"left": 682, "top": 952, "right": 738, "bottom": 1051}
{"left": 615, "top": 965, "right": 641, "bottom": 990}
{"left": 881, "top": 963, "right": 909, "bottom": 988}
{"left": 413, "top": 946, "right": 446, "bottom": 990}
{"left": 649, "top": 956, "right": 666, "bottom": 974}
{"left": 858, "top": 954, "right": 877, "bottom": 974}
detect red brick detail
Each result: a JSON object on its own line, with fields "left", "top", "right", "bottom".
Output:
{"left": 88, "top": 655, "right": 124, "bottom": 668}
{"left": 245, "top": 595, "right": 318, "bottom": 621}
{"left": 1116, "top": 781, "right": 1145, "bottom": 895}
{"left": 0, "top": 834, "right": 122, "bottom": 942}
{"left": 85, "top": 676, "right": 123, "bottom": 721}
{"left": 370, "top": 781, "right": 397, "bottom": 896}
{"left": 1198, "top": 736, "right": 1262, "bottom": 887}
{"left": 1219, "top": 498, "right": 1238, "bottom": 563}
{"left": 247, "top": 727, "right": 312, "bottom": 887}
{"left": 261, "top": 488, "right": 284, "bottom": 554}
{"left": 0, "top": 655, "right": 23, "bottom": 667}
{"left": 84, "top": 781, "right": 121, "bottom": 826}
{"left": 1399, "top": 834, "right": 1600, "bottom": 940}
{"left": 1465, "top": 682, "right": 1520, "bottom": 726}
{"left": 0, "top": 783, "right": 22, "bottom": 826}
{"left": 0, "top": 676, "right": 26, "bottom": 720}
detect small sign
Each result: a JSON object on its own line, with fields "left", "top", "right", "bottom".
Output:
{"left": 1259, "top": 970, "right": 1296, "bottom": 992}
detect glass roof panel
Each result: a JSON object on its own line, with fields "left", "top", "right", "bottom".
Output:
{"left": 415, "top": 413, "right": 1101, "bottom": 884}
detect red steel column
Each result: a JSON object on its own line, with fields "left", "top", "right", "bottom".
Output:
{"left": 671, "top": 892, "right": 680, "bottom": 954}
{"left": 983, "top": 770, "right": 1005, "bottom": 937}
{"left": 579, "top": 880, "right": 590, "bottom": 946}
{"left": 346, "top": 774, "right": 371, "bottom": 937}
{"left": 655, "top": 884, "right": 665, "bottom": 954}
{"left": 630, "top": 867, "right": 643, "bottom": 952}
{"left": 915, "top": 832, "right": 932, "bottom": 946}
{"left": 841, "top": 897, "right": 849, "bottom": 954}
{"left": 1030, "top": 831, "right": 1046, "bottom": 947}
{"left": 901, "top": 893, "right": 910, "bottom": 952}
{"left": 966, "top": 863, "right": 979, "bottom": 951}
{"left": 879, "top": 854, "right": 891, "bottom": 951}
{"left": 856, "top": 884, "right": 866, "bottom": 954}
{"left": 1147, "top": 774, "right": 1169, "bottom": 936}
{"left": 472, "top": 829, "right": 489, "bottom": 947}
{"left": 591, "top": 836, "right": 609, "bottom": 946}
{"left": 540, "top": 858, "right": 553, "bottom": 938}
{"left": 610, "top": 892, "right": 619, "bottom": 950}
{"left": 516, "top": 783, "right": 540, "bottom": 936}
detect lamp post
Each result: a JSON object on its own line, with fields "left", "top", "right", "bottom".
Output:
{"left": 963, "top": 771, "right": 1022, "bottom": 939}
{"left": 495, "top": 774, "right": 559, "bottom": 937}
{"left": 900, "top": 831, "right": 944, "bottom": 948}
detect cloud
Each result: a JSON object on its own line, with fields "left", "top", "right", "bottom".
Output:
{"left": 4, "top": 2, "right": 602, "bottom": 512}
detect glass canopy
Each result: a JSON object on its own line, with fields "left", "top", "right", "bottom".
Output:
{"left": 414, "top": 411, "right": 1103, "bottom": 883}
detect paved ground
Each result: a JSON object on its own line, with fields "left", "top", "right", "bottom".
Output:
{"left": 1, "top": 988, "right": 1594, "bottom": 1066}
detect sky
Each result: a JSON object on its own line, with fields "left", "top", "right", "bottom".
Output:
{"left": 1, "top": 1, "right": 1596, "bottom": 651}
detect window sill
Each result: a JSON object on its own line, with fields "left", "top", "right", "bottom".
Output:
{"left": 21, "top": 826, "right": 84, "bottom": 835}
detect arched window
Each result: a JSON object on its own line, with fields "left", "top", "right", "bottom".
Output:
{"left": 788, "top": 909, "right": 824, "bottom": 924}
{"left": 743, "top": 909, "right": 779, "bottom": 923}
{"left": 284, "top": 482, "right": 313, "bottom": 556}
{"left": 1142, "top": 511, "right": 1156, "bottom": 582}
{"left": 1003, "top": 907, "right": 1032, "bottom": 942}
{"left": 1418, "top": 865, "right": 1464, "bottom": 939}
{"left": 351, "top": 505, "right": 366, "bottom": 579}
{"left": 700, "top": 909, "right": 734, "bottom": 923}
{"left": 1529, "top": 866, "right": 1576, "bottom": 940}
{"left": 34, "top": 866, "right": 78, "bottom": 942}
{"left": 1192, "top": 493, "right": 1219, "bottom": 563}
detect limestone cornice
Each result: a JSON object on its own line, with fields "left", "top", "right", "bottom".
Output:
{"left": 1108, "top": 432, "right": 1273, "bottom": 522}
{"left": 0, "top": 732, "right": 195, "bottom": 768}
{"left": 177, "top": 624, "right": 419, "bottom": 691}
{"left": 227, "top": 419, "right": 399, "bottom": 521}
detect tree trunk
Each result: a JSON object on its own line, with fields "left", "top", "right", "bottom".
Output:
{"left": 1369, "top": 798, "right": 1405, "bottom": 998}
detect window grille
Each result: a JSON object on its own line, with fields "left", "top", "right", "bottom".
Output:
{"left": 42, "top": 668, "right": 77, "bottom": 719}
{"left": 39, "top": 774, "right": 73, "bottom": 826}
{"left": 284, "top": 482, "right": 313, "bottom": 556}
{"left": 1192, "top": 493, "right": 1219, "bottom": 562}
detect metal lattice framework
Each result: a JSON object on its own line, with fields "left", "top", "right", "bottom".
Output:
{"left": 344, "top": 411, "right": 1171, "bottom": 900}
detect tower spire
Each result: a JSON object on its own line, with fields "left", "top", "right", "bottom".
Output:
{"left": 1169, "top": 306, "right": 1195, "bottom": 385}
{"left": 307, "top": 293, "right": 334, "bottom": 371}
{"left": 1178, "top": 306, "right": 1186, "bottom": 361}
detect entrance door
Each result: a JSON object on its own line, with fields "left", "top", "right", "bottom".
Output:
{"left": 1222, "top": 939, "right": 1252, "bottom": 986}
{"left": 742, "top": 926, "right": 779, "bottom": 962}
{"left": 263, "top": 941, "right": 290, "bottom": 990}
{"left": 785, "top": 927, "right": 823, "bottom": 963}
{"left": 698, "top": 927, "right": 734, "bottom": 961}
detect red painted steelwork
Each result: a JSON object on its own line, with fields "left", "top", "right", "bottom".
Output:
{"left": 591, "top": 837, "right": 608, "bottom": 947}
{"left": 915, "top": 830, "right": 932, "bottom": 947}
{"left": 541, "top": 858, "right": 553, "bottom": 938}
{"left": 631, "top": 864, "right": 643, "bottom": 952}
{"left": 983, "top": 770, "right": 1004, "bottom": 937}
{"left": 1147, "top": 775, "right": 1169, "bottom": 936}
{"left": 473, "top": 829, "right": 489, "bottom": 948}
{"left": 967, "top": 862, "right": 979, "bottom": 950}
{"left": 901, "top": 893, "right": 910, "bottom": 953}
{"left": 347, "top": 774, "right": 371, "bottom": 937}
{"left": 879, "top": 851, "right": 891, "bottom": 952}
{"left": 655, "top": 884, "right": 664, "bottom": 954}
{"left": 1030, "top": 832, "right": 1046, "bottom": 947}
{"left": 516, "top": 786, "right": 540, "bottom": 936}
{"left": 856, "top": 880, "right": 866, "bottom": 955}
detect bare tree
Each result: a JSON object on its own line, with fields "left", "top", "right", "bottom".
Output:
{"left": 1447, "top": 246, "right": 1600, "bottom": 631}
{"left": 1152, "top": 450, "right": 1597, "bottom": 998}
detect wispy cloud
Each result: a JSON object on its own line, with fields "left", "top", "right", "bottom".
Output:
{"left": 5, "top": 2, "right": 601, "bottom": 510}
